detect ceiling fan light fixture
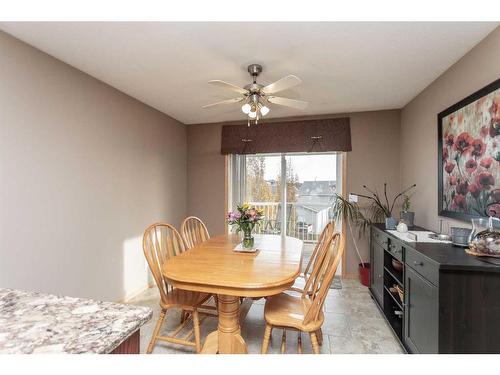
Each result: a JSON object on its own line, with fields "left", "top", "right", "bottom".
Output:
{"left": 260, "top": 105, "right": 270, "bottom": 116}
{"left": 241, "top": 103, "right": 251, "bottom": 114}
{"left": 248, "top": 110, "right": 257, "bottom": 119}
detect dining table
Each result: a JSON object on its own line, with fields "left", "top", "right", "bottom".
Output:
{"left": 163, "top": 233, "right": 303, "bottom": 354}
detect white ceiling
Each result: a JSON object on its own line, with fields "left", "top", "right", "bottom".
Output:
{"left": 0, "top": 22, "right": 497, "bottom": 124}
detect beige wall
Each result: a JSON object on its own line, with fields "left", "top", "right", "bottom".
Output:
{"left": 187, "top": 110, "right": 401, "bottom": 276}
{"left": 0, "top": 31, "right": 187, "bottom": 301}
{"left": 401, "top": 27, "right": 500, "bottom": 232}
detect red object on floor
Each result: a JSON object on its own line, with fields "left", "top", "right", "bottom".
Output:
{"left": 358, "top": 262, "right": 370, "bottom": 287}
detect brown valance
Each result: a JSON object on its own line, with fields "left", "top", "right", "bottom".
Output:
{"left": 220, "top": 117, "right": 351, "bottom": 155}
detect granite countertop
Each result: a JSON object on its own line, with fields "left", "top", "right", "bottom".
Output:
{"left": 0, "top": 288, "right": 152, "bottom": 354}
{"left": 372, "top": 223, "right": 500, "bottom": 272}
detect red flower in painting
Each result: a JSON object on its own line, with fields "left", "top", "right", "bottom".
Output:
{"left": 453, "top": 132, "right": 473, "bottom": 155}
{"left": 452, "top": 194, "right": 467, "bottom": 211}
{"left": 468, "top": 183, "right": 481, "bottom": 198}
{"left": 480, "top": 126, "right": 489, "bottom": 138}
{"left": 444, "top": 161, "right": 455, "bottom": 174}
{"left": 492, "top": 189, "right": 500, "bottom": 202}
{"left": 480, "top": 157, "right": 494, "bottom": 169}
{"left": 444, "top": 134, "right": 454, "bottom": 147}
{"left": 471, "top": 139, "right": 486, "bottom": 158}
{"left": 475, "top": 172, "right": 495, "bottom": 190}
{"left": 465, "top": 159, "right": 477, "bottom": 173}
{"left": 442, "top": 147, "right": 448, "bottom": 161}
{"left": 488, "top": 204, "right": 500, "bottom": 218}
{"left": 456, "top": 181, "right": 469, "bottom": 196}
{"left": 449, "top": 175, "right": 457, "bottom": 185}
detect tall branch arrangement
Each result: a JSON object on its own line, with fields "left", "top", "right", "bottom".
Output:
{"left": 352, "top": 183, "right": 417, "bottom": 221}
{"left": 330, "top": 183, "right": 416, "bottom": 267}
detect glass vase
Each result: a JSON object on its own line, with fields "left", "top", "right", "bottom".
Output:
{"left": 241, "top": 224, "right": 255, "bottom": 249}
{"left": 468, "top": 217, "right": 500, "bottom": 256}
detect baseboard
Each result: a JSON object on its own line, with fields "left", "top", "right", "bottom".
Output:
{"left": 118, "top": 282, "right": 154, "bottom": 303}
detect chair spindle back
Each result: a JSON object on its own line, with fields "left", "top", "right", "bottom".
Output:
{"left": 181, "top": 216, "right": 210, "bottom": 249}
{"left": 302, "top": 232, "right": 344, "bottom": 325}
{"left": 142, "top": 223, "right": 187, "bottom": 303}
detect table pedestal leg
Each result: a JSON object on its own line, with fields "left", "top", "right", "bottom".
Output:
{"left": 201, "top": 294, "right": 248, "bottom": 354}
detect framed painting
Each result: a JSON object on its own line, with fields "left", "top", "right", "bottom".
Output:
{"left": 438, "top": 78, "right": 500, "bottom": 221}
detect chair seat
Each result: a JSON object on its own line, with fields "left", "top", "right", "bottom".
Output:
{"left": 264, "top": 292, "right": 324, "bottom": 332}
{"left": 160, "top": 288, "right": 211, "bottom": 310}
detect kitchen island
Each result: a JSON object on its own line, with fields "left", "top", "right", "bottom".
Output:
{"left": 0, "top": 288, "right": 152, "bottom": 354}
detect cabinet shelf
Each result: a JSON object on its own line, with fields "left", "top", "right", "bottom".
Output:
{"left": 384, "top": 266, "right": 403, "bottom": 287}
{"left": 384, "top": 284, "right": 403, "bottom": 310}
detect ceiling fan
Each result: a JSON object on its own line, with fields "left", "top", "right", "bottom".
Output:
{"left": 202, "top": 64, "right": 308, "bottom": 124}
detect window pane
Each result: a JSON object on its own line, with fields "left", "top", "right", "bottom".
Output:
{"left": 285, "top": 154, "right": 337, "bottom": 242}
{"left": 245, "top": 155, "right": 283, "bottom": 235}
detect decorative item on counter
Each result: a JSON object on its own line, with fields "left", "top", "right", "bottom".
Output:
{"left": 392, "top": 258, "right": 404, "bottom": 272}
{"left": 450, "top": 226, "right": 472, "bottom": 247}
{"left": 227, "top": 203, "right": 264, "bottom": 249}
{"left": 400, "top": 194, "right": 415, "bottom": 226}
{"left": 396, "top": 221, "right": 408, "bottom": 233}
{"left": 467, "top": 216, "right": 500, "bottom": 257}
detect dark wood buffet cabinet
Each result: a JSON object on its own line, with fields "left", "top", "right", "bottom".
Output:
{"left": 369, "top": 223, "right": 500, "bottom": 353}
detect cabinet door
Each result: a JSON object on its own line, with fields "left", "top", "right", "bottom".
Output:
{"left": 371, "top": 242, "right": 384, "bottom": 306}
{"left": 404, "top": 266, "right": 439, "bottom": 353}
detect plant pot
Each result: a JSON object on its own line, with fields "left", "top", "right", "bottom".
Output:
{"left": 358, "top": 262, "right": 370, "bottom": 287}
{"left": 400, "top": 211, "right": 415, "bottom": 227}
{"left": 385, "top": 217, "right": 398, "bottom": 230}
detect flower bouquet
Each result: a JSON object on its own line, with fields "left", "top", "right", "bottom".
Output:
{"left": 227, "top": 204, "right": 264, "bottom": 249}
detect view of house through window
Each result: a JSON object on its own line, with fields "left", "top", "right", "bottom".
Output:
{"left": 243, "top": 153, "right": 339, "bottom": 243}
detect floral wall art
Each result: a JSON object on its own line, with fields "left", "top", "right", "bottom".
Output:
{"left": 438, "top": 79, "right": 500, "bottom": 221}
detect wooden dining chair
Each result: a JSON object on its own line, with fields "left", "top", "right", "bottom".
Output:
{"left": 181, "top": 216, "right": 210, "bottom": 249}
{"left": 261, "top": 232, "right": 344, "bottom": 354}
{"left": 143, "top": 222, "right": 214, "bottom": 353}
{"left": 289, "top": 221, "right": 334, "bottom": 294}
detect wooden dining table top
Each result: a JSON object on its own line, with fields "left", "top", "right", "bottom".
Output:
{"left": 163, "top": 234, "right": 303, "bottom": 297}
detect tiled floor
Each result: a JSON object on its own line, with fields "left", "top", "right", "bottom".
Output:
{"left": 127, "top": 279, "right": 404, "bottom": 354}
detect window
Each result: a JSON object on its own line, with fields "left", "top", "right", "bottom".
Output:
{"left": 228, "top": 152, "right": 342, "bottom": 243}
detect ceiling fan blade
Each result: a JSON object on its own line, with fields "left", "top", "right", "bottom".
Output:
{"left": 262, "top": 75, "right": 302, "bottom": 94}
{"left": 202, "top": 97, "right": 244, "bottom": 109}
{"left": 267, "top": 96, "right": 309, "bottom": 110}
{"left": 208, "top": 80, "right": 248, "bottom": 95}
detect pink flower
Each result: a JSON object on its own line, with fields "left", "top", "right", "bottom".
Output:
{"left": 449, "top": 175, "right": 457, "bottom": 185}
{"left": 467, "top": 183, "right": 481, "bottom": 198}
{"left": 465, "top": 159, "right": 477, "bottom": 173}
{"left": 471, "top": 139, "right": 486, "bottom": 158}
{"left": 454, "top": 132, "right": 473, "bottom": 155}
{"left": 480, "top": 157, "right": 494, "bottom": 169}
{"left": 444, "top": 161, "right": 455, "bottom": 174}
{"left": 480, "top": 126, "right": 489, "bottom": 138}
{"left": 452, "top": 194, "right": 467, "bottom": 211}
{"left": 475, "top": 172, "right": 495, "bottom": 190}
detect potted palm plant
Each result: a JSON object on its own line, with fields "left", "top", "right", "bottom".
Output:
{"left": 331, "top": 183, "right": 416, "bottom": 286}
